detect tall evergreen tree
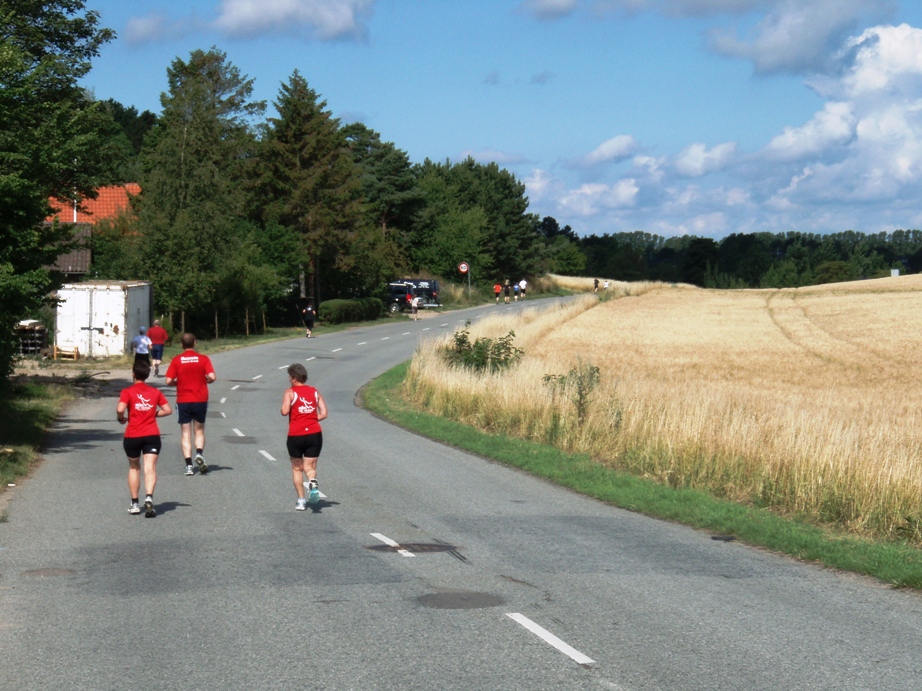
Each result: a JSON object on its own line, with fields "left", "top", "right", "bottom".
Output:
{"left": 0, "top": 0, "right": 117, "bottom": 384}
{"left": 256, "top": 70, "right": 364, "bottom": 301}
{"left": 137, "top": 47, "right": 264, "bottom": 331}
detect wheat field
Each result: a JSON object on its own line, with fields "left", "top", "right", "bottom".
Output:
{"left": 406, "top": 274, "right": 922, "bottom": 543}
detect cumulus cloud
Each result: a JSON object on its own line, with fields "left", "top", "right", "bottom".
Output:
{"left": 212, "top": 0, "right": 375, "bottom": 40}
{"left": 581, "top": 135, "right": 639, "bottom": 166}
{"left": 559, "top": 179, "right": 639, "bottom": 215}
{"left": 764, "top": 102, "right": 856, "bottom": 161}
{"left": 673, "top": 141, "right": 736, "bottom": 177}
{"left": 708, "top": 0, "right": 891, "bottom": 74}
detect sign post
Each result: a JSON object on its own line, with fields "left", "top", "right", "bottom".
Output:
{"left": 458, "top": 262, "right": 470, "bottom": 298}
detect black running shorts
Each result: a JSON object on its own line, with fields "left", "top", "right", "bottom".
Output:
{"left": 287, "top": 432, "right": 323, "bottom": 459}
{"left": 123, "top": 435, "right": 162, "bottom": 459}
{"left": 177, "top": 402, "right": 208, "bottom": 424}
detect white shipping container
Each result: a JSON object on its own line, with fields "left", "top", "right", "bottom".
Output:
{"left": 56, "top": 281, "right": 152, "bottom": 358}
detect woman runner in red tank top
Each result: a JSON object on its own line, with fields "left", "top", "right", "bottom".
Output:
{"left": 281, "top": 363, "right": 328, "bottom": 511}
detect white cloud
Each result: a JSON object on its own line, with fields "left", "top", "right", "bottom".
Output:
{"left": 838, "top": 23, "right": 922, "bottom": 97}
{"left": 212, "top": 0, "right": 375, "bottom": 40}
{"left": 764, "top": 102, "right": 856, "bottom": 161}
{"left": 581, "top": 135, "right": 639, "bottom": 166}
{"left": 674, "top": 142, "right": 736, "bottom": 177}
{"left": 559, "top": 179, "right": 639, "bottom": 215}
{"left": 708, "top": 0, "right": 890, "bottom": 74}
{"left": 524, "top": 169, "right": 564, "bottom": 202}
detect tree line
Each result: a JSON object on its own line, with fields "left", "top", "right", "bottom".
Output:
{"left": 572, "top": 229, "right": 916, "bottom": 288}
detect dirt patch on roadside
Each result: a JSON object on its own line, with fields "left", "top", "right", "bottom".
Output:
{"left": 12, "top": 361, "right": 133, "bottom": 398}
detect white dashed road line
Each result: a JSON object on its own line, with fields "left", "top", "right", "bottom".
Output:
{"left": 220, "top": 397, "right": 227, "bottom": 404}
{"left": 306, "top": 357, "right": 316, "bottom": 361}
{"left": 402, "top": 332, "right": 411, "bottom": 335}
{"left": 231, "top": 385, "right": 240, "bottom": 390}
{"left": 332, "top": 348, "right": 342, "bottom": 353}
{"left": 357, "top": 342, "right": 367, "bottom": 345}
{"left": 381, "top": 337, "right": 390, "bottom": 340}
{"left": 259, "top": 450, "right": 276, "bottom": 461}
{"left": 505, "top": 613, "right": 595, "bottom": 666}
{"left": 370, "top": 533, "right": 415, "bottom": 558}
{"left": 232, "top": 428, "right": 245, "bottom": 437}
{"left": 220, "top": 412, "right": 226, "bottom": 418}
{"left": 252, "top": 374, "right": 262, "bottom": 380}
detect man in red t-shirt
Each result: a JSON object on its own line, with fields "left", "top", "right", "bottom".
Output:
{"left": 147, "top": 319, "right": 169, "bottom": 377}
{"left": 164, "top": 333, "right": 216, "bottom": 476}
{"left": 117, "top": 359, "right": 172, "bottom": 517}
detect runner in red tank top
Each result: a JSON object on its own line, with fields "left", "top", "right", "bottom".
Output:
{"left": 281, "top": 363, "right": 328, "bottom": 511}
{"left": 117, "top": 359, "right": 172, "bottom": 517}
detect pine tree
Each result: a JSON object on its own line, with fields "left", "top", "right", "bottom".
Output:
{"left": 137, "top": 47, "right": 264, "bottom": 332}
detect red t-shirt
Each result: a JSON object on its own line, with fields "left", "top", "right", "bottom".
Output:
{"left": 165, "top": 350, "right": 215, "bottom": 403}
{"left": 287, "top": 385, "right": 323, "bottom": 436}
{"left": 119, "top": 382, "right": 168, "bottom": 438}
{"left": 147, "top": 325, "right": 168, "bottom": 345}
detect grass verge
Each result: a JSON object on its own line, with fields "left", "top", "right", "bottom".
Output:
{"left": 0, "top": 381, "right": 75, "bottom": 500}
{"left": 361, "top": 361, "right": 922, "bottom": 589}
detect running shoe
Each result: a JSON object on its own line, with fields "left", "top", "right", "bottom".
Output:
{"left": 195, "top": 453, "right": 209, "bottom": 475}
{"left": 307, "top": 479, "right": 320, "bottom": 505}
{"left": 185, "top": 464, "right": 194, "bottom": 476}
{"left": 144, "top": 499, "right": 156, "bottom": 518}
{"left": 295, "top": 498, "right": 307, "bottom": 511}
{"left": 128, "top": 503, "right": 141, "bottom": 515}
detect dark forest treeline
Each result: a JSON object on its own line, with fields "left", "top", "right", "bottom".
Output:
{"left": 576, "top": 229, "right": 921, "bottom": 288}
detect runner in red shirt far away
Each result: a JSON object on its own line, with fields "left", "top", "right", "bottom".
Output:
{"left": 117, "top": 359, "right": 172, "bottom": 517}
{"left": 147, "top": 319, "right": 169, "bottom": 377}
{"left": 165, "top": 333, "right": 216, "bottom": 477}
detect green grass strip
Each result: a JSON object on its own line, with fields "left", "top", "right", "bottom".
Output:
{"left": 361, "top": 362, "right": 922, "bottom": 589}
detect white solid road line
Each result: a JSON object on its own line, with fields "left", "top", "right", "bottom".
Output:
{"left": 232, "top": 428, "right": 245, "bottom": 437}
{"left": 259, "top": 450, "right": 276, "bottom": 461}
{"left": 370, "top": 532, "right": 416, "bottom": 558}
{"left": 505, "top": 613, "right": 595, "bottom": 666}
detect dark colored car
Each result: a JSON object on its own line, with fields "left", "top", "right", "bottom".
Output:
{"left": 386, "top": 279, "right": 440, "bottom": 313}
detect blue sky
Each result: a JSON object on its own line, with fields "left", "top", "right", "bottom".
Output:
{"left": 82, "top": 0, "right": 922, "bottom": 239}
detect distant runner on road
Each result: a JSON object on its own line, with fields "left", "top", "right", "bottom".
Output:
{"left": 147, "top": 319, "right": 168, "bottom": 377}
{"left": 117, "top": 359, "right": 172, "bottom": 517}
{"left": 281, "top": 363, "right": 328, "bottom": 511}
{"left": 165, "top": 333, "right": 216, "bottom": 477}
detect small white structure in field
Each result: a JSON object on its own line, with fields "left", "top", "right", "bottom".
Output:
{"left": 892, "top": 269, "right": 900, "bottom": 277}
{"left": 56, "top": 281, "right": 152, "bottom": 358}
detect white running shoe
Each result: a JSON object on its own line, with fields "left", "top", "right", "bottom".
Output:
{"left": 195, "top": 453, "right": 209, "bottom": 475}
{"left": 185, "top": 464, "right": 194, "bottom": 476}
{"left": 295, "top": 498, "right": 307, "bottom": 511}
{"left": 128, "top": 503, "right": 141, "bottom": 515}
{"left": 144, "top": 499, "right": 156, "bottom": 518}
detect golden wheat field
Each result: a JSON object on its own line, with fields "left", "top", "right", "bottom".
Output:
{"left": 406, "top": 274, "right": 922, "bottom": 543}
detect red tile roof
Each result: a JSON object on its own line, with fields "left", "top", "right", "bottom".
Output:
{"left": 47, "top": 183, "right": 140, "bottom": 224}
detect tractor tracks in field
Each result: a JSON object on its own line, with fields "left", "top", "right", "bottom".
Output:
{"left": 764, "top": 290, "right": 889, "bottom": 375}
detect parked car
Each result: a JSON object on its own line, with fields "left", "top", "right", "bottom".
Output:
{"left": 385, "top": 279, "right": 440, "bottom": 313}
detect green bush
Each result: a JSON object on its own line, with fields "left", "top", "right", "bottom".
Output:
{"left": 318, "top": 298, "right": 383, "bottom": 324}
{"left": 443, "top": 326, "right": 522, "bottom": 373}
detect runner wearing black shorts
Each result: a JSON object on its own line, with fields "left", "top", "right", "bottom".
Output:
{"left": 117, "top": 359, "right": 172, "bottom": 517}
{"left": 281, "top": 363, "right": 329, "bottom": 511}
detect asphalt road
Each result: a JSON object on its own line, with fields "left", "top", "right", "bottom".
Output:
{"left": 2, "top": 301, "right": 922, "bottom": 690}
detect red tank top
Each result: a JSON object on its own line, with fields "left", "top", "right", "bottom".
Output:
{"left": 287, "top": 385, "right": 322, "bottom": 436}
